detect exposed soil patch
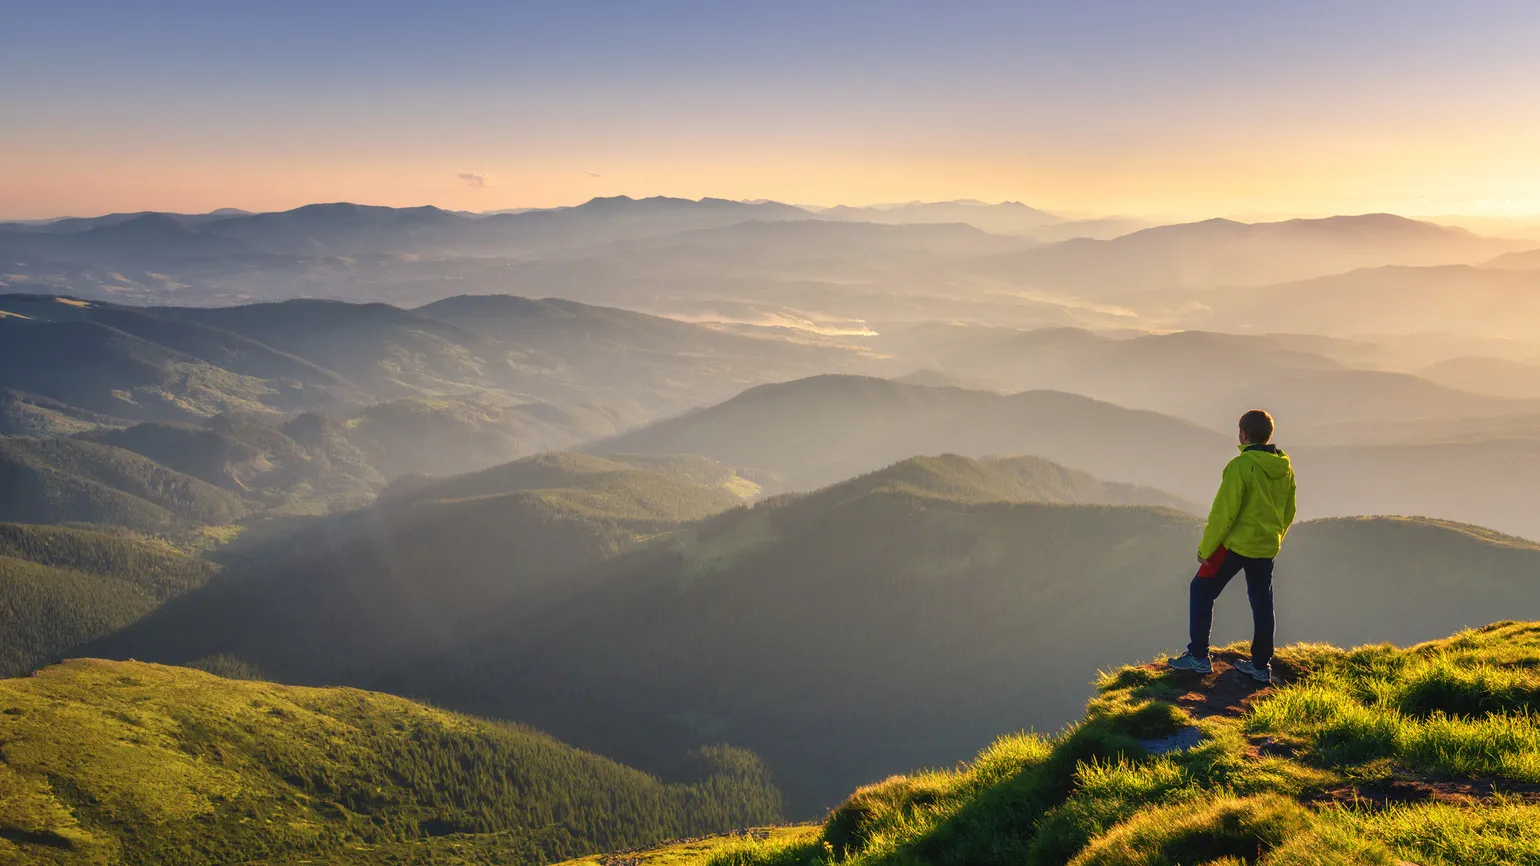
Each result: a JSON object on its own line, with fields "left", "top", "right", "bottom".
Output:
{"left": 1138, "top": 649, "right": 1289, "bottom": 721}
{"left": 1242, "top": 734, "right": 1298, "bottom": 760}
{"left": 1311, "top": 776, "right": 1540, "bottom": 808}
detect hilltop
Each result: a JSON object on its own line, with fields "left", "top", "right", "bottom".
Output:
{"left": 590, "top": 375, "right": 1228, "bottom": 500}
{"left": 561, "top": 621, "right": 1540, "bottom": 866}
{"left": 0, "top": 659, "right": 781, "bottom": 865}
{"left": 775, "top": 454, "right": 1196, "bottom": 512}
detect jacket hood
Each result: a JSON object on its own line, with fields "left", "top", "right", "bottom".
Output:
{"left": 1238, "top": 443, "right": 1292, "bottom": 479}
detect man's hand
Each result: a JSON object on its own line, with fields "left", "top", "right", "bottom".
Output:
{"left": 1197, "top": 552, "right": 1209, "bottom": 565}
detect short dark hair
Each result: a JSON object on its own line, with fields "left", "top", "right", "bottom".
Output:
{"left": 1239, "top": 409, "right": 1275, "bottom": 444}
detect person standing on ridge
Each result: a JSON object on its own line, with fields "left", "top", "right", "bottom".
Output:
{"left": 1168, "top": 409, "right": 1297, "bottom": 684}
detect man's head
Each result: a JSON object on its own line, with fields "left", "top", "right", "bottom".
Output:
{"left": 1239, "top": 409, "right": 1275, "bottom": 445}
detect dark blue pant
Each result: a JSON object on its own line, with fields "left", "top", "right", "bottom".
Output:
{"left": 1188, "top": 551, "right": 1275, "bottom": 666}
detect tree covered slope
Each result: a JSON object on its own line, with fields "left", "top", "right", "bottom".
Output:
{"left": 82, "top": 452, "right": 759, "bottom": 684}
{"left": 0, "top": 437, "right": 247, "bottom": 530}
{"left": 0, "top": 659, "right": 782, "bottom": 866}
{"left": 0, "top": 524, "right": 217, "bottom": 677}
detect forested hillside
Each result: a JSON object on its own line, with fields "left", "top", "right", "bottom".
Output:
{"left": 81, "top": 456, "right": 1540, "bottom": 814}
{"left": 82, "top": 452, "right": 759, "bottom": 684}
{"left": 0, "top": 659, "right": 782, "bottom": 865}
{"left": 0, "top": 524, "right": 217, "bottom": 676}
{"left": 0, "top": 437, "right": 247, "bottom": 530}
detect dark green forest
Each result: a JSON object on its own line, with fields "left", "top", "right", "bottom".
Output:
{"left": 0, "top": 523, "right": 216, "bottom": 676}
{"left": 0, "top": 437, "right": 247, "bottom": 529}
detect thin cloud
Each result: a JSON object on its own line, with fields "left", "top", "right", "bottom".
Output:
{"left": 457, "top": 172, "right": 491, "bottom": 189}
{"left": 586, "top": 171, "right": 604, "bottom": 178}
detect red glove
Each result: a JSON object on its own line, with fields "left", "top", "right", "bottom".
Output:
{"left": 1197, "top": 545, "right": 1228, "bottom": 578}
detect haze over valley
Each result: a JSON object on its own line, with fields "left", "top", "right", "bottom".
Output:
{"left": 5, "top": 3, "right": 1540, "bottom": 865}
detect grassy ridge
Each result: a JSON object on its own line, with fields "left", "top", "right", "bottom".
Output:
{"left": 678, "top": 621, "right": 1540, "bottom": 866}
{"left": 769, "top": 454, "right": 1196, "bottom": 512}
{"left": 389, "top": 452, "right": 751, "bottom": 524}
{"left": 0, "top": 660, "right": 782, "bottom": 866}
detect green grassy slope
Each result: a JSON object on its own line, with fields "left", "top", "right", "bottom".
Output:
{"left": 554, "top": 828, "right": 820, "bottom": 866}
{"left": 0, "top": 524, "right": 218, "bottom": 677}
{"left": 0, "top": 659, "right": 782, "bottom": 866}
{"left": 0, "top": 437, "right": 247, "bottom": 530}
{"left": 672, "top": 621, "right": 1540, "bottom": 866}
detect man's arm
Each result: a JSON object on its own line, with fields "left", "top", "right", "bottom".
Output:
{"left": 1280, "top": 475, "right": 1298, "bottom": 540}
{"left": 1198, "top": 460, "right": 1245, "bottom": 559}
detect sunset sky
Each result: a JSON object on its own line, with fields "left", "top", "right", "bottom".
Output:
{"left": 4, "top": 1, "right": 1539, "bottom": 221}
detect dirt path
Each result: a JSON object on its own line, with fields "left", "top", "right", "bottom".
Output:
{"left": 1138, "top": 651, "right": 1540, "bottom": 808}
{"left": 1140, "top": 649, "right": 1287, "bottom": 720}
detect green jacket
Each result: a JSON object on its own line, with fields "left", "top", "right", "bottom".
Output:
{"left": 1198, "top": 444, "right": 1298, "bottom": 560}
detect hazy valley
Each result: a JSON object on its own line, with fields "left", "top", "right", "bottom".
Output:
{"left": 3, "top": 195, "right": 1539, "bottom": 865}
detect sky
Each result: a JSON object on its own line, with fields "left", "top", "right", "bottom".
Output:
{"left": 3, "top": 0, "right": 1540, "bottom": 221}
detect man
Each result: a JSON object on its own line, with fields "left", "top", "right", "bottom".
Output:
{"left": 1168, "top": 409, "right": 1297, "bottom": 683}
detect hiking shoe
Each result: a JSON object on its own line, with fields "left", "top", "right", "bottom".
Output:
{"left": 1235, "top": 659, "right": 1272, "bottom": 684}
{"left": 1167, "top": 652, "right": 1212, "bottom": 674}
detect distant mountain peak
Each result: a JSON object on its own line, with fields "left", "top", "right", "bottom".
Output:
{"left": 85, "top": 212, "right": 201, "bottom": 238}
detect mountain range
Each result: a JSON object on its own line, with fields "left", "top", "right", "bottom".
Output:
{"left": 77, "top": 451, "right": 1540, "bottom": 812}
{"left": 6, "top": 201, "right": 1533, "bottom": 346}
{"left": 4, "top": 195, "right": 1540, "bottom": 862}
{"left": 985, "top": 213, "right": 1521, "bottom": 293}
